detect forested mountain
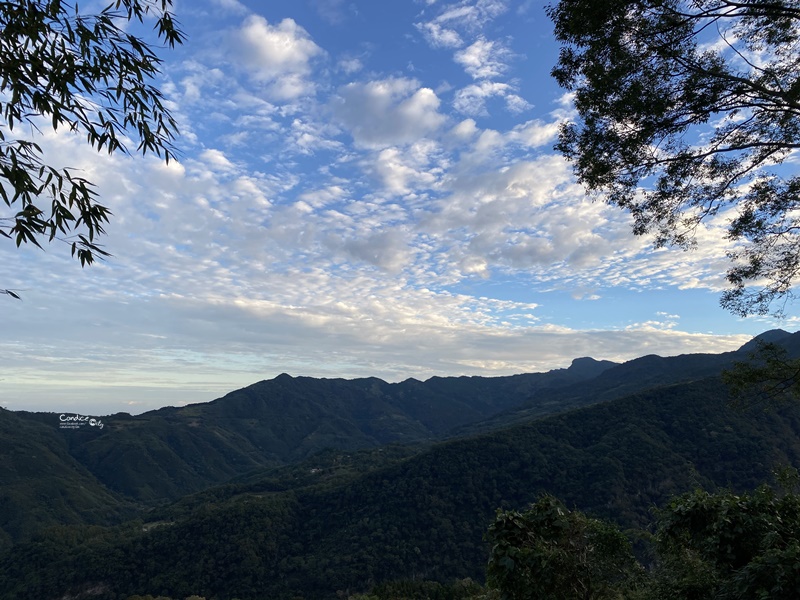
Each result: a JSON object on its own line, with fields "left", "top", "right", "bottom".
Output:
{"left": 0, "top": 410, "right": 139, "bottom": 552}
{"left": 458, "top": 336, "right": 786, "bottom": 434}
{"left": 2, "top": 329, "right": 799, "bottom": 599}
{"left": 4, "top": 366, "right": 800, "bottom": 598}
{"left": 2, "top": 357, "right": 620, "bottom": 525}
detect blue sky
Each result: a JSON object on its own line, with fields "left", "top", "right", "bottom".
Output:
{"left": 0, "top": 0, "right": 792, "bottom": 415}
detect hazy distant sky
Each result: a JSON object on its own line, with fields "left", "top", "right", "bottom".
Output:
{"left": 1, "top": 0, "right": 790, "bottom": 415}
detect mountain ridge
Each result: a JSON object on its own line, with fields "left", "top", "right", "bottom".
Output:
{"left": 5, "top": 369, "right": 800, "bottom": 600}
{"left": 2, "top": 329, "right": 797, "bottom": 553}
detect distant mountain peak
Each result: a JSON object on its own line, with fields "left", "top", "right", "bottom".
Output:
{"left": 567, "top": 356, "right": 618, "bottom": 378}
{"left": 570, "top": 357, "right": 598, "bottom": 367}
{"left": 738, "top": 329, "right": 793, "bottom": 353}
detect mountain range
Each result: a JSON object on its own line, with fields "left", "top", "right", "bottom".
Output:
{"left": 2, "top": 329, "right": 800, "bottom": 599}
{"left": 3, "top": 353, "right": 620, "bottom": 513}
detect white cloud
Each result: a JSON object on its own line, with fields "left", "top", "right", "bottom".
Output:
{"left": 454, "top": 37, "right": 509, "bottom": 79}
{"left": 416, "top": 22, "right": 463, "bottom": 48}
{"left": 372, "top": 144, "right": 441, "bottom": 195}
{"left": 427, "top": 0, "right": 509, "bottom": 33}
{"left": 508, "top": 119, "right": 561, "bottom": 147}
{"left": 297, "top": 185, "right": 348, "bottom": 209}
{"left": 289, "top": 118, "right": 343, "bottom": 154}
{"left": 454, "top": 81, "right": 527, "bottom": 115}
{"left": 419, "top": 152, "right": 631, "bottom": 277}
{"left": 338, "top": 57, "right": 364, "bottom": 74}
{"left": 415, "top": 1, "right": 529, "bottom": 119}
{"left": 233, "top": 16, "right": 323, "bottom": 99}
{"left": 333, "top": 78, "right": 447, "bottom": 147}
{"left": 335, "top": 228, "right": 412, "bottom": 272}
{"left": 504, "top": 93, "right": 533, "bottom": 114}
{"left": 450, "top": 118, "right": 478, "bottom": 140}
{"left": 209, "top": 0, "right": 248, "bottom": 15}
{"left": 200, "top": 148, "right": 237, "bottom": 171}
{"left": 0, "top": 125, "right": 763, "bottom": 416}
{"left": 414, "top": 0, "right": 514, "bottom": 91}
{"left": 175, "top": 62, "right": 228, "bottom": 106}
{"left": 0, "top": 0, "right": 775, "bottom": 417}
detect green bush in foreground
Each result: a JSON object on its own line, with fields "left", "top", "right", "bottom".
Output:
{"left": 486, "top": 480, "right": 800, "bottom": 600}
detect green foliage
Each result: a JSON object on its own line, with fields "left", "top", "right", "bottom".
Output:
{"left": 0, "top": 408, "right": 138, "bottom": 554}
{"left": 6, "top": 373, "right": 800, "bottom": 599}
{"left": 5, "top": 345, "right": 800, "bottom": 598}
{"left": 0, "top": 0, "right": 183, "bottom": 291}
{"left": 485, "top": 483, "right": 800, "bottom": 600}
{"left": 724, "top": 341, "right": 800, "bottom": 408}
{"left": 5, "top": 365, "right": 621, "bottom": 512}
{"left": 650, "top": 484, "right": 800, "bottom": 599}
{"left": 364, "top": 578, "right": 488, "bottom": 600}
{"left": 486, "top": 496, "right": 642, "bottom": 600}
{"left": 3, "top": 345, "right": 763, "bottom": 548}
{"left": 548, "top": 0, "right": 800, "bottom": 316}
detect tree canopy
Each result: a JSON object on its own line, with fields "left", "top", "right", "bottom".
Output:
{"left": 0, "top": 0, "right": 183, "bottom": 297}
{"left": 723, "top": 337, "right": 800, "bottom": 408}
{"left": 486, "top": 483, "right": 800, "bottom": 600}
{"left": 486, "top": 495, "right": 642, "bottom": 600}
{"left": 548, "top": 0, "right": 800, "bottom": 316}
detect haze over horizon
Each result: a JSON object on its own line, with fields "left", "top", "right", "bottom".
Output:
{"left": 1, "top": 0, "right": 793, "bottom": 416}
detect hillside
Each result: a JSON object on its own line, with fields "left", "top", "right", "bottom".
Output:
{"left": 0, "top": 409, "right": 139, "bottom": 551}
{"left": 2, "top": 329, "right": 797, "bottom": 553}
{"left": 12, "top": 363, "right": 621, "bottom": 495}
{"left": 3, "top": 371, "right": 800, "bottom": 600}
{"left": 457, "top": 338, "right": 779, "bottom": 434}
{"left": 0, "top": 357, "right": 618, "bottom": 550}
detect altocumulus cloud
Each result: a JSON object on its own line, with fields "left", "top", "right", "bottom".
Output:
{"left": 231, "top": 15, "right": 324, "bottom": 100}
{"left": 0, "top": 0, "right": 770, "bottom": 414}
{"left": 333, "top": 78, "right": 447, "bottom": 148}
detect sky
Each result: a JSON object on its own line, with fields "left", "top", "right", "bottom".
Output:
{"left": 0, "top": 0, "right": 794, "bottom": 416}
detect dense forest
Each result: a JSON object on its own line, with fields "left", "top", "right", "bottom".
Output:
{"left": 2, "top": 331, "right": 800, "bottom": 599}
